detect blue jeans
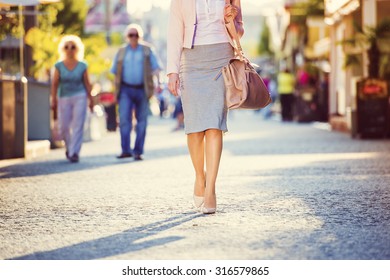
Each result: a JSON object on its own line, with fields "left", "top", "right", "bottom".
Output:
{"left": 118, "top": 85, "right": 149, "bottom": 155}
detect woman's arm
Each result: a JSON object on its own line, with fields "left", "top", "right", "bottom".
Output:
{"left": 167, "top": 0, "right": 184, "bottom": 76}
{"left": 51, "top": 68, "right": 60, "bottom": 110}
{"left": 233, "top": 0, "right": 244, "bottom": 37}
{"left": 83, "top": 69, "right": 94, "bottom": 111}
{"left": 167, "top": 0, "right": 184, "bottom": 96}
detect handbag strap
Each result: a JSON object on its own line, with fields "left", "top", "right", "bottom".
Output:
{"left": 224, "top": 0, "right": 244, "bottom": 60}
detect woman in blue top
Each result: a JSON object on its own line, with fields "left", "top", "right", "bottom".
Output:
{"left": 51, "top": 35, "right": 93, "bottom": 163}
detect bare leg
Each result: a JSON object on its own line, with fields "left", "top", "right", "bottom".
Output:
{"left": 187, "top": 132, "right": 206, "bottom": 196}
{"left": 204, "top": 129, "right": 223, "bottom": 208}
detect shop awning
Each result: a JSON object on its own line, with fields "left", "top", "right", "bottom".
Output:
{"left": 325, "top": 0, "right": 360, "bottom": 25}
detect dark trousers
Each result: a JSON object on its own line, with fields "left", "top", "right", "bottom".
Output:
{"left": 104, "top": 104, "right": 117, "bottom": 131}
{"left": 280, "top": 94, "right": 294, "bottom": 121}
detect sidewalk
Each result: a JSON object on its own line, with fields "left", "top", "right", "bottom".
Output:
{"left": 0, "top": 140, "right": 51, "bottom": 169}
{"left": 0, "top": 111, "right": 389, "bottom": 260}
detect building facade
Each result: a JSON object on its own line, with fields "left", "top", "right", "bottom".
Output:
{"left": 325, "top": 0, "right": 390, "bottom": 134}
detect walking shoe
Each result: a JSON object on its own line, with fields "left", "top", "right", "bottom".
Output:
{"left": 134, "top": 154, "right": 143, "bottom": 161}
{"left": 201, "top": 205, "right": 216, "bottom": 214}
{"left": 65, "top": 150, "right": 70, "bottom": 159}
{"left": 193, "top": 195, "right": 204, "bottom": 209}
{"left": 69, "top": 154, "right": 79, "bottom": 163}
{"left": 116, "top": 153, "right": 133, "bottom": 159}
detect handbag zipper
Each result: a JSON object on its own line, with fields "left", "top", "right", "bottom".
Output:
{"left": 214, "top": 68, "right": 223, "bottom": 81}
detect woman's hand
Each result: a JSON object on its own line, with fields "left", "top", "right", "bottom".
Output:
{"left": 88, "top": 96, "right": 94, "bottom": 112}
{"left": 168, "top": 73, "right": 180, "bottom": 97}
{"left": 224, "top": 3, "right": 239, "bottom": 23}
{"left": 51, "top": 97, "right": 57, "bottom": 111}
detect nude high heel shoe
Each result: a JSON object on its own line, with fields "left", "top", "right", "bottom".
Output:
{"left": 201, "top": 205, "right": 216, "bottom": 214}
{"left": 202, "top": 192, "right": 216, "bottom": 214}
{"left": 193, "top": 195, "right": 204, "bottom": 209}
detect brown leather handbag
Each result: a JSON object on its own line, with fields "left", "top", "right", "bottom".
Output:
{"left": 222, "top": 3, "right": 272, "bottom": 110}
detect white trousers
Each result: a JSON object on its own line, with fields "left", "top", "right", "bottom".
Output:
{"left": 57, "top": 94, "right": 87, "bottom": 157}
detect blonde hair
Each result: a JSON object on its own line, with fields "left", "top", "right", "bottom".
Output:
{"left": 123, "top": 23, "right": 144, "bottom": 42}
{"left": 58, "top": 35, "right": 85, "bottom": 61}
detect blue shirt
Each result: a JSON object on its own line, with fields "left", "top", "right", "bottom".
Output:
{"left": 55, "top": 61, "right": 87, "bottom": 98}
{"left": 110, "top": 44, "right": 162, "bottom": 85}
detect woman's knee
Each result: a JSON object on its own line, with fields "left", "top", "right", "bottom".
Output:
{"left": 205, "top": 129, "right": 222, "bottom": 138}
{"left": 187, "top": 131, "right": 205, "bottom": 143}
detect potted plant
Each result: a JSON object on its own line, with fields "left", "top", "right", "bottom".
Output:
{"left": 342, "top": 18, "right": 390, "bottom": 79}
{"left": 342, "top": 18, "right": 390, "bottom": 138}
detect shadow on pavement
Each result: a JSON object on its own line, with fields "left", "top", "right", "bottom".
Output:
{"left": 0, "top": 154, "right": 135, "bottom": 179}
{"left": 10, "top": 212, "right": 202, "bottom": 260}
{"left": 0, "top": 146, "right": 189, "bottom": 179}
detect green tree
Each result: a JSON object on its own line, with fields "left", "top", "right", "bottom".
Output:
{"left": 25, "top": 26, "right": 62, "bottom": 79}
{"left": 0, "top": 6, "right": 21, "bottom": 40}
{"left": 26, "top": 28, "right": 108, "bottom": 80}
{"left": 35, "top": 2, "right": 63, "bottom": 31}
{"left": 83, "top": 35, "right": 110, "bottom": 80}
{"left": 288, "top": 0, "right": 324, "bottom": 25}
{"left": 2, "top": 1, "right": 108, "bottom": 80}
{"left": 39, "top": 0, "right": 88, "bottom": 35}
{"left": 1, "top": 0, "right": 86, "bottom": 40}
{"left": 258, "top": 19, "right": 273, "bottom": 56}
{"left": 24, "top": 0, "right": 108, "bottom": 80}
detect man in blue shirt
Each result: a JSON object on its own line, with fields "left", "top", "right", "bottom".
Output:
{"left": 111, "top": 23, "right": 162, "bottom": 160}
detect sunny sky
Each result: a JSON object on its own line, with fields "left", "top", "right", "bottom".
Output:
{"left": 127, "top": 0, "right": 285, "bottom": 14}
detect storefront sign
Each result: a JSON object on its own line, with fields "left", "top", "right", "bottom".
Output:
{"left": 358, "top": 79, "right": 388, "bottom": 99}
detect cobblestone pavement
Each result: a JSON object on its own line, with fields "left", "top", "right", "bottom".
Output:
{"left": 1, "top": 111, "right": 390, "bottom": 260}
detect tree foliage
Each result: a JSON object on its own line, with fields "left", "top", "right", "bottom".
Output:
{"left": 0, "top": 6, "right": 23, "bottom": 40}
{"left": 22, "top": 0, "right": 108, "bottom": 80}
{"left": 258, "top": 19, "right": 273, "bottom": 56}
{"left": 341, "top": 18, "right": 390, "bottom": 78}
{"left": 289, "top": 0, "right": 325, "bottom": 25}
{"left": 25, "top": 28, "right": 108, "bottom": 80}
{"left": 38, "top": 0, "right": 87, "bottom": 35}
{"left": 25, "top": 26, "right": 62, "bottom": 79}
{"left": 83, "top": 35, "right": 110, "bottom": 79}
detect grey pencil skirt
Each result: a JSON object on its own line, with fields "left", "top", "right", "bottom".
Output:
{"left": 179, "top": 42, "right": 234, "bottom": 134}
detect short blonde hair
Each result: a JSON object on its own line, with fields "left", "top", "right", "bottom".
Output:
{"left": 58, "top": 35, "right": 85, "bottom": 61}
{"left": 123, "top": 23, "right": 144, "bottom": 42}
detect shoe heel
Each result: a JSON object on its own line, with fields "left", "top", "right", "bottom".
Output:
{"left": 201, "top": 206, "right": 216, "bottom": 214}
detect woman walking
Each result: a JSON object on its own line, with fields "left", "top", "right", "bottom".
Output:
{"left": 51, "top": 35, "right": 93, "bottom": 163}
{"left": 167, "top": 0, "right": 244, "bottom": 214}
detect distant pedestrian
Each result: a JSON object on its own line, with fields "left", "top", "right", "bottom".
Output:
{"left": 277, "top": 68, "right": 295, "bottom": 121}
{"left": 111, "top": 23, "right": 162, "bottom": 161}
{"left": 167, "top": 0, "right": 244, "bottom": 214}
{"left": 156, "top": 85, "right": 167, "bottom": 118}
{"left": 297, "top": 65, "right": 310, "bottom": 88}
{"left": 51, "top": 35, "right": 93, "bottom": 163}
{"left": 172, "top": 97, "right": 184, "bottom": 131}
{"left": 262, "top": 75, "right": 278, "bottom": 119}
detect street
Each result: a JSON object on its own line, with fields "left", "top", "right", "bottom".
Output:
{"left": 1, "top": 111, "right": 390, "bottom": 260}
